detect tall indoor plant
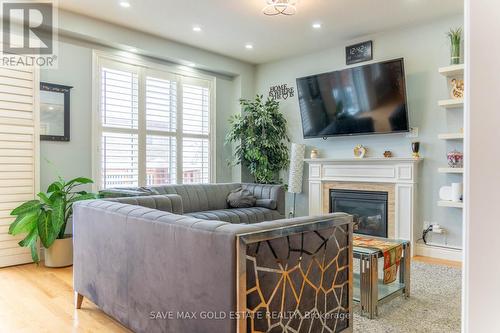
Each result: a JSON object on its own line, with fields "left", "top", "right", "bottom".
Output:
{"left": 8, "top": 177, "right": 96, "bottom": 266}
{"left": 226, "top": 95, "right": 290, "bottom": 184}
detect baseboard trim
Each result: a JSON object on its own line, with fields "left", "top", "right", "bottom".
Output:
{"left": 414, "top": 244, "right": 463, "bottom": 262}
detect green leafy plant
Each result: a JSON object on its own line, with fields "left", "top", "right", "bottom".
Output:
{"left": 447, "top": 27, "right": 462, "bottom": 65}
{"left": 226, "top": 95, "right": 290, "bottom": 183}
{"left": 8, "top": 177, "right": 97, "bottom": 263}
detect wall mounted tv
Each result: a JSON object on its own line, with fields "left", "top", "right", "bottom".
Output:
{"left": 296, "top": 58, "right": 409, "bottom": 138}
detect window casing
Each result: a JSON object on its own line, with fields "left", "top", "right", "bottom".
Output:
{"left": 94, "top": 55, "right": 215, "bottom": 189}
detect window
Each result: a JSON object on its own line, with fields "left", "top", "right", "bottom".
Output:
{"left": 95, "top": 56, "right": 214, "bottom": 189}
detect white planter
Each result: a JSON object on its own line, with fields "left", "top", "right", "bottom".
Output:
{"left": 44, "top": 236, "right": 73, "bottom": 268}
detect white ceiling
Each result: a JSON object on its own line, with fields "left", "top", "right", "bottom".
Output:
{"left": 58, "top": 0, "right": 463, "bottom": 64}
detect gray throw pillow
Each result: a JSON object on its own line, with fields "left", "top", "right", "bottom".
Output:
{"left": 255, "top": 199, "right": 277, "bottom": 210}
{"left": 227, "top": 188, "right": 256, "bottom": 208}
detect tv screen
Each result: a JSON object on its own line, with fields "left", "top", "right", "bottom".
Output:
{"left": 296, "top": 58, "right": 409, "bottom": 138}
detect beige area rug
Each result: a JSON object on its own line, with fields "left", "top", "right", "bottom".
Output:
{"left": 353, "top": 261, "right": 461, "bottom": 333}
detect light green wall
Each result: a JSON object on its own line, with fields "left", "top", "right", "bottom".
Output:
{"left": 40, "top": 11, "right": 255, "bottom": 193}
{"left": 255, "top": 15, "right": 464, "bottom": 248}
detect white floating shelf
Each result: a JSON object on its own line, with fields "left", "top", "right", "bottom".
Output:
{"left": 438, "top": 200, "right": 464, "bottom": 208}
{"left": 438, "top": 64, "right": 464, "bottom": 77}
{"left": 438, "top": 167, "right": 464, "bottom": 174}
{"left": 438, "top": 98, "right": 464, "bottom": 109}
{"left": 438, "top": 133, "right": 464, "bottom": 140}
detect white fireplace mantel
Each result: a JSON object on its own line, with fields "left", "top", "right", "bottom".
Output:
{"left": 305, "top": 157, "right": 422, "bottom": 248}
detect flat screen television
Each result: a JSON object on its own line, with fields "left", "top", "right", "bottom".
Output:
{"left": 296, "top": 58, "right": 409, "bottom": 138}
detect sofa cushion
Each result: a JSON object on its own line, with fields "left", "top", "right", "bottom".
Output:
{"left": 227, "top": 188, "right": 256, "bottom": 208}
{"left": 255, "top": 198, "right": 277, "bottom": 210}
{"left": 185, "top": 207, "right": 283, "bottom": 224}
{"left": 147, "top": 183, "right": 241, "bottom": 213}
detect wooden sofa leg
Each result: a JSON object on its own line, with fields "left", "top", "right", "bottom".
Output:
{"left": 75, "top": 292, "right": 84, "bottom": 309}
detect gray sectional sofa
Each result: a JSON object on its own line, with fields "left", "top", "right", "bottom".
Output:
{"left": 73, "top": 183, "right": 353, "bottom": 333}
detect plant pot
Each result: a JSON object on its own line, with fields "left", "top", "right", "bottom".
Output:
{"left": 44, "top": 236, "right": 73, "bottom": 268}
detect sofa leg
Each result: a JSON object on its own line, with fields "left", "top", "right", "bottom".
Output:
{"left": 75, "top": 292, "right": 84, "bottom": 309}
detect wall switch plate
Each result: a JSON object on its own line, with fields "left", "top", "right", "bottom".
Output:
{"left": 406, "top": 127, "right": 419, "bottom": 138}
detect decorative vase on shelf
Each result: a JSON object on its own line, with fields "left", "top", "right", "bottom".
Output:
{"left": 447, "top": 150, "right": 464, "bottom": 168}
{"left": 411, "top": 141, "right": 420, "bottom": 159}
{"left": 447, "top": 27, "right": 462, "bottom": 65}
{"left": 310, "top": 149, "right": 319, "bottom": 159}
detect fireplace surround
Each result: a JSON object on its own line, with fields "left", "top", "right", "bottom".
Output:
{"left": 306, "top": 157, "right": 421, "bottom": 250}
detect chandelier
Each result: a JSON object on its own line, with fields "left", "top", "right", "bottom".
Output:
{"left": 262, "top": 0, "right": 297, "bottom": 16}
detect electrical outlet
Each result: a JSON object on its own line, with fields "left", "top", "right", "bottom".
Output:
{"left": 406, "top": 127, "right": 419, "bottom": 138}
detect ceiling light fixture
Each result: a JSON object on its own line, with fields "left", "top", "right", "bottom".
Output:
{"left": 192, "top": 25, "right": 202, "bottom": 32}
{"left": 119, "top": 1, "right": 131, "bottom": 8}
{"left": 312, "top": 22, "right": 322, "bottom": 29}
{"left": 263, "top": 0, "right": 297, "bottom": 16}
{"left": 245, "top": 43, "right": 254, "bottom": 50}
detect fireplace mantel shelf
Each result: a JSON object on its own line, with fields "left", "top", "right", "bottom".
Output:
{"left": 304, "top": 157, "right": 422, "bottom": 163}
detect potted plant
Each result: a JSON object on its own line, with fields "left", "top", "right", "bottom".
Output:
{"left": 8, "top": 177, "right": 97, "bottom": 267}
{"left": 226, "top": 95, "right": 290, "bottom": 183}
{"left": 447, "top": 27, "right": 462, "bottom": 65}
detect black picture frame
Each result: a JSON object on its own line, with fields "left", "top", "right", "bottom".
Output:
{"left": 40, "top": 82, "right": 72, "bottom": 142}
{"left": 346, "top": 40, "right": 373, "bottom": 65}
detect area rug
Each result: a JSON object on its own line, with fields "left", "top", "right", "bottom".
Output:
{"left": 353, "top": 261, "right": 461, "bottom": 333}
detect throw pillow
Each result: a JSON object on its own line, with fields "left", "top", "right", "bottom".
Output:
{"left": 227, "top": 188, "right": 256, "bottom": 208}
{"left": 255, "top": 199, "right": 277, "bottom": 210}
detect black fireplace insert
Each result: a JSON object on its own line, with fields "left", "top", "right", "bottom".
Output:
{"left": 330, "top": 189, "right": 388, "bottom": 238}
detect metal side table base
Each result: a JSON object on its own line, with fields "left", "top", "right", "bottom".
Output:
{"left": 354, "top": 240, "right": 411, "bottom": 319}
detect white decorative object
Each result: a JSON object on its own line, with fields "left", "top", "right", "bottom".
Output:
{"left": 288, "top": 143, "right": 305, "bottom": 217}
{"left": 310, "top": 148, "right": 319, "bottom": 159}
{"left": 451, "top": 183, "right": 463, "bottom": 202}
{"left": 439, "top": 186, "right": 452, "bottom": 201}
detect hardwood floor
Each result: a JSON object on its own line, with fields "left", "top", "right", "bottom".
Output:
{"left": 0, "top": 256, "right": 461, "bottom": 332}
{"left": 0, "top": 263, "right": 130, "bottom": 333}
{"left": 413, "top": 255, "right": 462, "bottom": 268}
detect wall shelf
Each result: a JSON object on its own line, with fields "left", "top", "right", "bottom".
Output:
{"left": 438, "top": 200, "right": 464, "bottom": 208}
{"left": 438, "top": 98, "right": 464, "bottom": 108}
{"left": 438, "top": 133, "right": 464, "bottom": 140}
{"left": 438, "top": 64, "right": 464, "bottom": 77}
{"left": 438, "top": 168, "right": 464, "bottom": 174}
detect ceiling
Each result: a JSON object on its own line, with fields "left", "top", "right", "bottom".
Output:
{"left": 58, "top": 0, "right": 463, "bottom": 64}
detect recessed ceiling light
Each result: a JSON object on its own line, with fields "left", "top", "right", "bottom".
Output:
{"left": 192, "top": 25, "right": 202, "bottom": 32}
{"left": 245, "top": 43, "right": 254, "bottom": 50}
{"left": 129, "top": 47, "right": 138, "bottom": 53}
{"left": 119, "top": 1, "right": 131, "bottom": 8}
{"left": 312, "top": 22, "right": 321, "bottom": 29}
{"left": 187, "top": 63, "right": 196, "bottom": 67}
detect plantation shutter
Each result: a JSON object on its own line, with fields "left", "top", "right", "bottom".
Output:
{"left": 96, "top": 56, "right": 213, "bottom": 189}
{"left": 181, "top": 78, "right": 211, "bottom": 184}
{"left": 100, "top": 64, "right": 139, "bottom": 189}
{"left": 145, "top": 74, "right": 177, "bottom": 185}
{"left": 0, "top": 64, "right": 39, "bottom": 267}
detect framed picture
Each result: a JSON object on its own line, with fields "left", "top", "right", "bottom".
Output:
{"left": 346, "top": 40, "right": 373, "bottom": 65}
{"left": 40, "top": 82, "right": 72, "bottom": 141}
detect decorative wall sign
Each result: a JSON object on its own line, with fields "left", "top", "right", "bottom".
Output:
{"left": 346, "top": 40, "right": 373, "bottom": 65}
{"left": 40, "top": 82, "right": 72, "bottom": 141}
{"left": 269, "top": 84, "right": 295, "bottom": 100}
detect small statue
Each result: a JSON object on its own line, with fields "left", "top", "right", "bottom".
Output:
{"left": 383, "top": 151, "right": 393, "bottom": 158}
{"left": 450, "top": 78, "right": 464, "bottom": 99}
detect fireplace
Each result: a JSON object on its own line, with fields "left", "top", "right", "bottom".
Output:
{"left": 330, "top": 189, "right": 388, "bottom": 238}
